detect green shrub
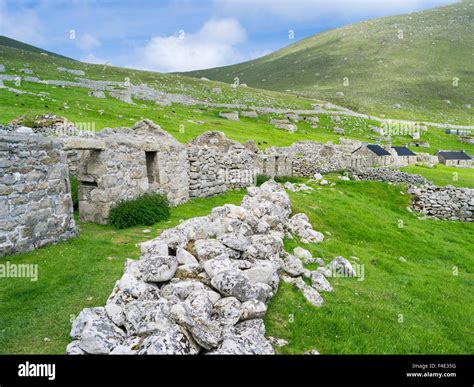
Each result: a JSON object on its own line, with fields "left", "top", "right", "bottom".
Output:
{"left": 69, "top": 175, "right": 79, "bottom": 210}
{"left": 108, "top": 194, "right": 170, "bottom": 229}
{"left": 256, "top": 174, "right": 271, "bottom": 186}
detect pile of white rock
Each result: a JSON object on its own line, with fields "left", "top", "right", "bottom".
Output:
{"left": 67, "top": 181, "right": 330, "bottom": 355}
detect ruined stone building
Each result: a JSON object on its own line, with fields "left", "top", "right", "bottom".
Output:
{"left": 187, "top": 132, "right": 257, "bottom": 198}
{"left": 1, "top": 119, "right": 416, "bottom": 257}
{"left": 63, "top": 120, "right": 190, "bottom": 224}
{"left": 0, "top": 131, "right": 77, "bottom": 257}
{"left": 258, "top": 141, "right": 358, "bottom": 177}
{"left": 62, "top": 122, "right": 259, "bottom": 224}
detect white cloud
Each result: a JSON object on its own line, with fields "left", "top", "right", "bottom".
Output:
{"left": 77, "top": 33, "right": 101, "bottom": 51}
{"left": 0, "top": 0, "right": 45, "bottom": 45}
{"left": 133, "top": 18, "right": 248, "bottom": 72}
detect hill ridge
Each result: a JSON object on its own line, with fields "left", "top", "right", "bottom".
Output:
{"left": 0, "top": 35, "right": 74, "bottom": 61}
{"left": 183, "top": 0, "right": 473, "bottom": 125}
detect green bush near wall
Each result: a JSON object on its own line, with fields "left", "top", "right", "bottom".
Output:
{"left": 108, "top": 194, "right": 170, "bottom": 229}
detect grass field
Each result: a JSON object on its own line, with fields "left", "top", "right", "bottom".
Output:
{"left": 1, "top": 179, "right": 472, "bottom": 354}
{"left": 0, "top": 190, "right": 245, "bottom": 354}
{"left": 401, "top": 164, "right": 474, "bottom": 188}
{"left": 265, "top": 177, "right": 473, "bottom": 354}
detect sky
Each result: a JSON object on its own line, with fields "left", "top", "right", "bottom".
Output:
{"left": 0, "top": 0, "right": 459, "bottom": 72}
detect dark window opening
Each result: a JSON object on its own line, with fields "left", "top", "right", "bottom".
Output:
{"left": 146, "top": 152, "right": 158, "bottom": 184}
{"left": 80, "top": 181, "right": 98, "bottom": 187}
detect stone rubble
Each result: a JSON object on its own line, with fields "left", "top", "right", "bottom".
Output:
{"left": 219, "top": 111, "right": 240, "bottom": 121}
{"left": 57, "top": 67, "right": 86, "bottom": 76}
{"left": 270, "top": 119, "right": 297, "bottom": 133}
{"left": 67, "top": 181, "right": 334, "bottom": 355}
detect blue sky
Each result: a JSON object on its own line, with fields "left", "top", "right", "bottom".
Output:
{"left": 0, "top": 0, "right": 458, "bottom": 72}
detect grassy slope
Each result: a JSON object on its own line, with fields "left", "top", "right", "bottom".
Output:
{"left": 0, "top": 36, "right": 74, "bottom": 60}
{"left": 401, "top": 164, "right": 474, "bottom": 188}
{"left": 185, "top": 1, "right": 474, "bottom": 125}
{"left": 265, "top": 177, "right": 473, "bottom": 354}
{"left": 0, "top": 180, "right": 472, "bottom": 354}
{"left": 0, "top": 44, "right": 311, "bottom": 109}
{"left": 1, "top": 77, "right": 473, "bottom": 154}
{"left": 1, "top": 40, "right": 473, "bottom": 154}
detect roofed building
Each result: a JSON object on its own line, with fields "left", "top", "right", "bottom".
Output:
{"left": 437, "top": 150, "right": 472, "bottom": 168}
{"left": 350, "top": 144, "right": 392, "bottom": 168}
{"left": 390, "top": 146, "right": 417, "bottom": 167}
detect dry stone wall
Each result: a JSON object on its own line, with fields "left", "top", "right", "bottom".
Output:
{"left": 0, "top": 131, "right": 77, "bottom": 257}
{"left": 351, "top": 168, "right": 431, "bottom": 186}
{"left": 187, "top": 132, "right": 257, "bottom": 198}
{"left": 409, "top": 186, "right": 474, "bottom": 221}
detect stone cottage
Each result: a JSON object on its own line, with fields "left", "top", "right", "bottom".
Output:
{"left": 436, "top": 150, "right": 472, "bottom": 168}
{"left": 63, "top": 123, "right": 258, "bottom": 224}
{"left": 0, "top": 131, "right": 77, "bottom": 257}
{"left": 351, "top": 144, "right": 392, "bottom": 169}
{"left": 390, "top": 146, "right": 417, "bottom": 167}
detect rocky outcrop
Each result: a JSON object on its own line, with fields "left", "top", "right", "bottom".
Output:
{"left": 409, "top": 186, "right": 474, "bottom": 222}
{"left": 270, "top": 119, "right": 297, "bottom": 133}
{"left": 67, "top": 181, "right": 331, "bottom": 355}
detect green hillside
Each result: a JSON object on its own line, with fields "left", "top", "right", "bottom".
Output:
{"left": 0, "top": 35, "right": 74, "bottom": 60}
{"left": 185, "top": 0, "right": 474, "bottom": 125}
{"left": 1, "top": 39, "right": 473, "bottom": 156}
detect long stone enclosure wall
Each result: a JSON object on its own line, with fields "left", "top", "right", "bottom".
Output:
{"left": 0, "top": 132, "right": 77, "bottom": 257}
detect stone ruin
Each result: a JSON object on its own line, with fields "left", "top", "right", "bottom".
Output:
{"left": 0, "top": 131, "right": 77, "bottom": 257}
{"left": 187, "top": 132, "right": 257, "bottom": 198}
{"left": 64, "top": 120, "right": 190, "bottom": 224}
{"left": 67, "top": 181, "right": 349, "bottom": 355}
{"left": 259, "top": 140, "right": 358, "bottom": 178}
{"left": 409, "top": 186, "right": 474, "bottom": 222}
{"left": 63, "top": 122, "right": 258, "bottom": 224}
{"left": 2, "top": 117, "right": 470, "bottom": 257}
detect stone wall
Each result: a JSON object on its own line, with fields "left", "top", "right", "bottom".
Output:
{"left": 409, "top": 186, "right": 474, "bottom": 221}
{"left": 351, "top": 168, "right": 431, "bottom": 186}
{"left": 0, "top": 132, "right": 77, "bottom": 257}
{"left": 260, "top": 141, "right": 353, "bottom": 177}
{"left": 187, "top": 132, "right": 257, "bottom": 198}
